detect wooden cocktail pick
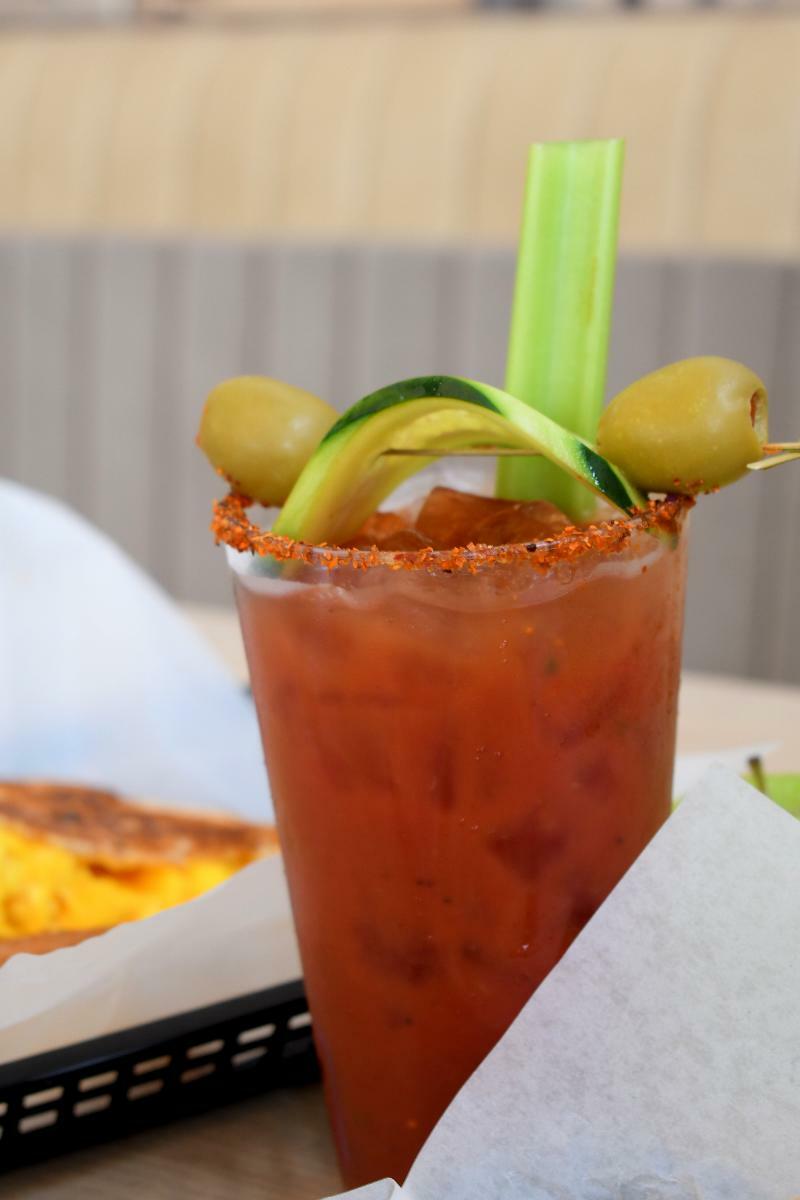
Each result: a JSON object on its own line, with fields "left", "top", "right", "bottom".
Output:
{"left": 387, "top": 443, "right": 800, "bottom": 472}
{"left": 747, "top": 443, "right": 800, "bottom": 472}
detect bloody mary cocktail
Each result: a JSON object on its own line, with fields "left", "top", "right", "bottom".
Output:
{"left": 198, "top": 143, "right": 769, "bottom": 1191}
{"left": 226, "top": 491, "right": 688, "bottom": 1187}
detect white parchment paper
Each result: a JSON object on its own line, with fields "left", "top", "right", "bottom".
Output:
{"left": 0, "top": 481, "right": 298, "bottom": 1065}
{"left": 328, "top": 768, "right": 800, "bottom": 1200}
{"left": 0, "top": 857, "right": 300, "bottom": 1064}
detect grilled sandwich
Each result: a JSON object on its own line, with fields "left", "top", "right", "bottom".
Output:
{"left": 0, "top": 782, "right": 278, "bottom": 965}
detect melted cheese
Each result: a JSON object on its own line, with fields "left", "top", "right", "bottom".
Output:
{"left": 0, "top": 825, "right": 253, "bottom": 938}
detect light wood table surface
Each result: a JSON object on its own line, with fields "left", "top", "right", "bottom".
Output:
{"left": 12, "top": 606, "right": 800, "bottom": 1200}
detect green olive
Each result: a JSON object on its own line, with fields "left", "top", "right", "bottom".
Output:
{"left": 198, "top": 376, "right": 338, "bottom": 506}
{"left": 597, "top": 356, "right": 768, "bottom": 494}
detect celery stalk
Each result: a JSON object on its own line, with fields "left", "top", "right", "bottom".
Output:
{"left": 497, "top": 139, "right": 624, "bottom": 519}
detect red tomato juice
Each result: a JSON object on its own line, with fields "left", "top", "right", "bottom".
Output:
{"left": 234, "top": 510, "right": 687, "bottom": 1187}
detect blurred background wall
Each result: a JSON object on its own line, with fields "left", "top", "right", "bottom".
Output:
{"left": 0, "top": 8, "right": 798, "bottom": 251}
{"left": 0, "top": 0, "right": 799, "bottom": 681}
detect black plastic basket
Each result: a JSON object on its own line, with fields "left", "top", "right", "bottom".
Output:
{"left": 0, "top": 980, "right": 318, "bottom": 1171}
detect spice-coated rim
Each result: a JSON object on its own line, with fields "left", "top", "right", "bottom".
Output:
{"left": 212, "top": 492, "right": 691, "bottom": 575}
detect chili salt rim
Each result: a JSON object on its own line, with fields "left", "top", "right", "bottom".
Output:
{"left": 212, "top": 491, "right": 692, "bottom": 574}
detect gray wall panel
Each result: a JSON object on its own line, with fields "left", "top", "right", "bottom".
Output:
{"left": 2, "top": 233, "right": 799, "bottom": 681}
{"left": 654, "top": 258, "right": 789, "bottom": 680}
{"left": 0, "top": 240, "right": 23, "bottom": 482}
{"left": 88, "top": 241, "right": 161, "bottom": 571}
{"left": 608, "top": 256, "right": 668, "bottom": 396}
{"left": 458, "top": 249, "right": 516, "bottom": 387}
{"left": 166, "top": 242, "right": 250, "bottom": 605}
{"left": 748, "top": 266, "right": 800, "bottom": 684}
{"left": 359, "top": 245, "right": 449, "bottom": 393}
{"left": 14, "top": 240, "right": 75, "bottom": 503}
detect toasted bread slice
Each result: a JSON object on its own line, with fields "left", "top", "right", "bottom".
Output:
{"left": 0, "top": 781, "right": 277, "bottom": 867}
{"left": 0, "top": 781, "right": 278, "bottom": 955}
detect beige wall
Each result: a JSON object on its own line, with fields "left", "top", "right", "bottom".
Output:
{"left": 0, "top": 11, "right": 798, "bottom": 254}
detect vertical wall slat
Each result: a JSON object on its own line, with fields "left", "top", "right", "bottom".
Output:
{"left": 749, "top": 266, "right": 800, "bottom": 683}
{"left": 63, "top": 240, "right": 99, "bottom": 519}
{"left": 430, "top": 246, "right": 477, "bottom": 380}
{"left": 148, "top": 242, "right": 185, "bottom": 598}
{"left": 326, "top": 245, "right": 361, "bottom": 413}
{"left": 659, "top": 258, "right": 785, "bottom": 678}
{"left": 168, "top": 240, "right": 249, "bottom": 604}
{"left": 459, "top": 248, "right": 515, "bottom": 387}
{"left": 608, "top": 257, "right": 668, "bottom": 396}
{"left": 0, "top": 239, "right": 23, "bottom": 480}
{"left": 86, "top": 240, "right": 161, "bottom": 570}
{"left": 359, "top": 245, "right": 450, "bottom": 394}
{"left": 328, "top": 244, "right": 373, "bottom": 412}
{"left": 243, "top": 242, "right": 340, "bottom": 405}
{"left": 13, "top": 238, "right": 74, "bottom": 501}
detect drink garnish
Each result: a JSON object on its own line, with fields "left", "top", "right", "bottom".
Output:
{"left": 596, "top": 356, "right": 768, "bottom": 493}
{"left": 743, "top": 758, "right": 800, "bottom": 819}
{"left": 197, "top": 375, "right": 337, "bottom": 506}
{"left": 498, "top": 139, "right": 624, "bottom": 519}
{"left": 270, "top": 375, "right": 646, "bottom": 545}
{"left": 197, "top": 138, "right": 799, "bottom": 546}
{"left": 746, "top": 446, "right": 800, "bottom": 472}
{"left": 199, "top": 355, "right": 794, "bottom": 548}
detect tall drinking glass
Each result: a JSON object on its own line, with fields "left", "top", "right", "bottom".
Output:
{"left": 223, "top": 497, "right": 687, "bottom": 1188}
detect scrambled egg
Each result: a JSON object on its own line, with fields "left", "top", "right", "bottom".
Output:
{"left": 0, "top": 825, "right": 250, "bottom": 938}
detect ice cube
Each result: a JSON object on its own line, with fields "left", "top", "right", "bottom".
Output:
{"left": 414, "top": 488, "right": 512, "bottom": 548}
{"left": 344, "top": 511, "right": 434, "bottom": 551}
{"left": 415, "top": 487, "right": 569, "bottom": 549}
{"left": 378, "top": 530, "right": 436, "bottom": 552}
{"left": 472, "top": 499, "right": 570, "bottom": 546}
{"left": 343, "top": 511, "right": 408, "bottom": 549}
